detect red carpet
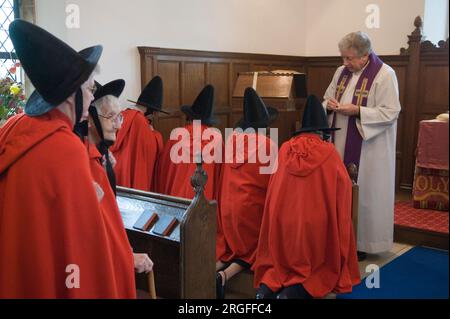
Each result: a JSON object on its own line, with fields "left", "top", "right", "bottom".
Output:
{"left": 395, "top": 201, "right": 449, "bottom": 234}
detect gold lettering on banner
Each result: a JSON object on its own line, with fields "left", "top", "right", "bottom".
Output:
{"left": 441, "top": 177, "right": 449, "bottom": 193}
{"left": 415, "top": 175, "right": 429, "bottom": 192}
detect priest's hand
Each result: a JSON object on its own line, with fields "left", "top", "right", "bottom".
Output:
{"left": 335, "top": 103, "right": 360, "bottom": 116}
{"left": 326, "top": 98, "right": 341, "bottom": 111}
{"left": 133, "top": 253, "right": 154, "bottom": 274}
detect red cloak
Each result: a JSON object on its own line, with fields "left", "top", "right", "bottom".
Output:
{"left": 86, "top": 142, "right": 136, "bottom": 298}
{"left": 0, "top": 110, "right": 135, "bottom": 298}
{"left": 156, "top": 123, "right": 222, "bottom": 200}
{"left": 216, "top": 132, "right": 276, "bottom": 266}
{"left": 252, "top": 133, "right": 360, "bottom": 298}
{"left": 110, "top": 109, "right": 163, "bottom": 192}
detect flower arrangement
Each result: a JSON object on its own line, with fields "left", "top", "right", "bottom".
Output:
{"left": 0, "top": 62, "right": 26, "bottom": 122}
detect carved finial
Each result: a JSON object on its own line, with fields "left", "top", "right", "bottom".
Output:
{"left": 347, "top": 163, "right": 358, "bottom": 185}
{"left": 191, "top": 153, "right": 208, "bottom": 195}
{"left": 414, "top": 16, "right": 423, "bottom": 29}
{"left": 401, "top": 16, "right": 424, "bottom": 54}
{"left": 438, "top": 39, "right": 449, "bottom": 49}
{"left": 411, "top": 16, "right": 423, "bottom": 38}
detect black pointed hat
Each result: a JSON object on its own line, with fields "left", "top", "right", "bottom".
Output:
{"left": 181, "top": 85, "right": 218, "bottom": 126}
{"left": 236, "top": 87, "right": 278, "bottom": 130}
{"left": 94, "top": 79, "right": 125, "bottom": 102}
{"left": 293, "top": 95, "right": 340, "bottom": 135}
{"left": 9, "top": 20, "right": 102, "bottom": 116}
{"left": 127, "top": 76, "right": 169, "bottom": 115}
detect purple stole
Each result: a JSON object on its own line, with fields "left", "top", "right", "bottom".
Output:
{"left": 331, "top": 53, "right": 383, "bottom": 178}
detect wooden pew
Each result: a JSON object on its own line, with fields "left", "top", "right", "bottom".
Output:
{"left": 116, "top": 162, "right": 217, "bottom": 299}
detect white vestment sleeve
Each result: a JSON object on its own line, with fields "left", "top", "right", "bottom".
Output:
{"left": 358, "top": 67, "right": 401, "bottom": 141}
{"left": 322, "top": 66, "right": 345, "bottom": 112}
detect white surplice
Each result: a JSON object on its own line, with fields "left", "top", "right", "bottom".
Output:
{"left": 323, "top": 63, "right": 401, "bottom": 253}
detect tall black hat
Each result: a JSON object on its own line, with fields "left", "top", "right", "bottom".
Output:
{"left": 180, "top": 85, "right": 218, "bottom": 126}
{"left": 235, "top": 87, "right": 278, "bottom": 130}
{"left": 9, "top": 20, "right": 102, "bottom": 116}
{"left": 127, "top": 76, "right": 169, "bottom": 115}
{"left": 293, "top": 95, "right": 340, "bottom": 135}
{"left": 94, "top": 79, "right": 125, "bottom": 102}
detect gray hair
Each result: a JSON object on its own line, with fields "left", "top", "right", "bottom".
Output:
{"left": 338, "top": 31, "right": 373, "bottom": 56}
{"left": 92, "top": 95, "right": 120, "bottom": 113}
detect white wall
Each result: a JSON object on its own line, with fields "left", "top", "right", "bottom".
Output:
{"left": 34, "top": 0, "right": 307, "bottom": 103}
{"left": 35, "top": 0, "right": 67, "bottom": 42}
{"left": 304, "top": 0, "right": 426, "bottom": 56}
{"left": 34, "top": 0, "right": 427, "bottom": 104}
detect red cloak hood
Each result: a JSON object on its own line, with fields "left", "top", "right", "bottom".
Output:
{"left": 285, "top": 133, "right": 335, "bottom": 177}
{"left": 0, "top": 111, "right": 71, "bottom": 174}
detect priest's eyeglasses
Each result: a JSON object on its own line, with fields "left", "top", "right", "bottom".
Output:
{"left": 98, "top": 113, "right": 123, "bottom": 126}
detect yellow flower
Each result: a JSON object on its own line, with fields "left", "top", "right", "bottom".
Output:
{"left": 10, "top": 85, "right": 21, "bottom": 96}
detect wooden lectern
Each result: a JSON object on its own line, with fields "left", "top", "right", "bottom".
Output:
{"left": 232, "top": 70, "right": 307, "bottom": 146}
{"left": 116, "top": 162, "right": 216, "bottom": 299}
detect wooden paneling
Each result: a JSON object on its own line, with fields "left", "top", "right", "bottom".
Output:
{"left": 252, "top": 64, "right": 271, "bottom": 71}
{"left": 232, "top": 63, "right": 251, "bottom": 85}
{"left": 403, "top": 61, "right": 449, "bottom": 188}
{"left": 157, "top": 61, "right": 181, "bottom": 109}
{"left": 209, "top": 63, "right": 230, "bottom": 107}
{"left": 397, "top": 17, "right": 449, "bottom": 190}
{"left": 307, "top": 66, "right": 340, "bottom": 97}
{"left": 183, "top": 62, "right": 206, "bottom": 105}
{"left": 138, "top": 20, "right": 448, "bottom": 190}
{"left": 138, "top": 46, "right": 307, "bottom": 145}
{"left": 395, "top": 225, "right": 449, "bottom": 250}
{"left": 155, "top": 114, "right": 185, "bottom": 142}
{"left": 420, "top": 63, "right": 449, "bottom": 109}
{"left": 383, "top": 58, "right": 409, "bottom": 191}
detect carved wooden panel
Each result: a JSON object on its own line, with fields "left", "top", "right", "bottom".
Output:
{"left": 232, "top": 63, "right": 251, "bottom": 86}
{"left": 387, "top": 60, "right": 408, "bottom": 190}
{"left": 307, "top": 66, "right": 339, "bottom": 98}
{"left": 138, "top": 47, "right": 307, "bottom": 143}
{"left": 209, "top": 63, "right": 230, "bottom": 108}
{"left": 155, "top": 114, "right": 185, "bottom": 142}
{"left": 252, "top": 64, "right": 271, "bottom": 71}
{"left": 419, "top": 63, "right": 449, "bottom": 111}
{"left": 183, "top": 62, "right": 206, "bottom": 105}
{"left": 156, "top": 61, "right": 181, "bottom": 109}
{"left": 305, "top": 57, "right": 341, "bottom": 98}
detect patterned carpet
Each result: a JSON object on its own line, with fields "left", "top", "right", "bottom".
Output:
{"left": 395, "top": 201, "right": 449, "bottom": 234}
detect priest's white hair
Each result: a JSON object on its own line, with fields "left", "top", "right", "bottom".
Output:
{"left": 339, "top": 31, "right": 373, "bottom": 57}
